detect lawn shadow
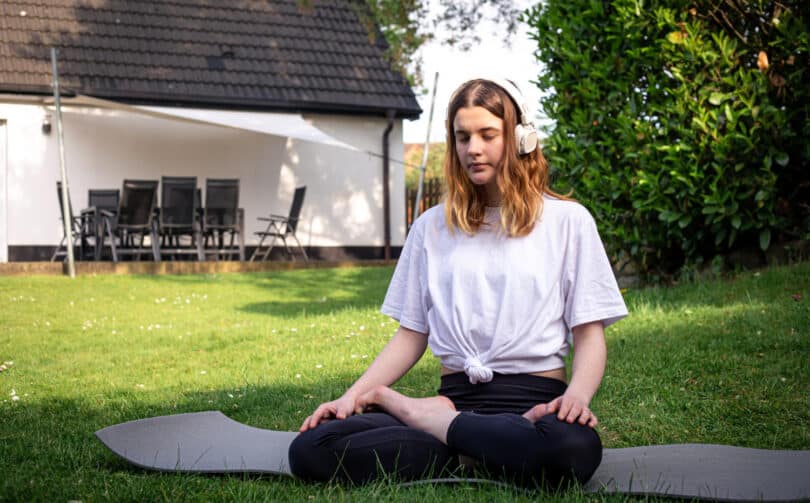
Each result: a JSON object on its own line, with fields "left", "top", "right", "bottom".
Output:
{"left": 621, "top": 261, "right": 809, "bottom": 313}
{"left": 122, "top": 265, "right": 395, "bottom": 318}
{"left": 236, "top": 267, "right": 393, "bottom": 318}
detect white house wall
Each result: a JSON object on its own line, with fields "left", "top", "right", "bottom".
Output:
{"left": 0, "top": 99, "right": 407, "bottom": 260}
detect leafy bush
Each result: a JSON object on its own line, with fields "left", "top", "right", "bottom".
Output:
{"left": 526, "top": 0, "right": 809, "bottom": 276}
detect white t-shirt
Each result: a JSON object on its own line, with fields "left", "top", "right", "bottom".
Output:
{"left": 381, "top": 196, "right": 628, "bottom": 384}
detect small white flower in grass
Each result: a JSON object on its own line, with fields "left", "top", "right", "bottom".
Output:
{"left": 228, "top": 393, "right": 234, "bottom": 398}
{"left": 315, "top": 364, "right": 323, "bottom": 369}
{"left": 271, "top": 329, "right": 277, "bottom": 334}
{"left": 11, "top": 395, "right": 19, "bottom": 402}
{"left": 200, "top": 370, "right": 207, "bottom": 375}
{"left": 359, "top": 325, "right": 365, "bottom": 331}
{"left": 208, "top": 400, "right": 214, "bottom": 404}
{"left": 136, "top": 384, "right": 145, "bottom": 389}
{"left": 780, "top": 377, "right": 787, "bottom": 382}
{"left": 186, "top": 299, "right": 190, "bottom": 304}
{"left": 111, "top": 330, "right": 117, "bottom": 335}
{"left": 290, "top": 328, "right": 298, "bottom": 332}
{"left": 310, "top": 324, "right": 315, "bottom": 328}
{"left": 155, "top": 324, "right": 161, "bottom": 329}
{"left": 350, "top": 354, "right": 358, "bottom": 359}
{"left": 361, "top": 355, "right": 368, "bottom": 359}
{"left": 45, "top": 321, "right": 51, "bottom": 327}
{"left": 69, "top": 301, "right": 74, "bottom": 306}
{"left": 295, "top": 374, "right": 302, "bottom": 379}
{"left": 10, "top": 389, "right": 16, "bottom": 396}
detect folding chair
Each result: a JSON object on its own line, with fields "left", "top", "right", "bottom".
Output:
{"left": 51, "top": 181, "right": 87, "bottom": 262}
{"left": 81, "top": 189, "right": 119, "bottom": 260}
{"left": 202, "top": 178, "right": 244, "bottom": 261}
{"left": 158, "top": 176, "right": 204, "bottom": 261}
{"left": 101, "top": 180, "right": 160, "bottom": 262}
{"left": 251, "top": 186, "right": 308, "bottom": 262}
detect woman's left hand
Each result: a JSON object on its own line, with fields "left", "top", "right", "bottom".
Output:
{"left": 550, "top": 393, "right": 598, "bottom": 427}
{"left": 526, "top": 393, "right": 598, "bottom": 428}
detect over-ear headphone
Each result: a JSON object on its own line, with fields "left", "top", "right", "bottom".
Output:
{"left": 452, "top": 77, "right": 538, "bottom": 155}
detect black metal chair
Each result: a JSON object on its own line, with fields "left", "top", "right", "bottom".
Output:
{"left": 202, "top": 178, "right": 244, "bottom": 261}
{"left": 51, "top": 181, "right": 87, "bottom": 262}
{"left": 81, "top": 189, "right": 119, "bottom": 260}
{"left": 158, "top": 176, "right": 204, "bottom": 261}
{"left": 101, "top": 179, "right": 160, "bottom": 262}
{"left": 251, "top": 186, "right": 308, "bottom": 262}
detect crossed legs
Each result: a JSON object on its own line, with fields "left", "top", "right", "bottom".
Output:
{"left": 289, "top": 385, "right": 602, "bottom": 486}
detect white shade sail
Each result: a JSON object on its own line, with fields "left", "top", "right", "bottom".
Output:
{"left": 136, "top": 105, "right": 359, "bottom": 151}
{"left": 60, "top": 95, "right": 359, "bottom": 151}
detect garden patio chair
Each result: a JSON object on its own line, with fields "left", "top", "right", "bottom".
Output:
{"left": 100, "top": 179, "right": 160, "bottom": 262}
{"left": 158, "top": 176, "right": 204, "bottom": 261}
{"left": 81, "top": 189, "right": 119, "bottom": 260}
{"left": 202, "top": 178, "right": 244, "bottom": 261}
{"left": 251, "top": 186, "right": 308, "bottom": 262}
{"left": 51, "top": 181, "right": 88, "bottom": 261}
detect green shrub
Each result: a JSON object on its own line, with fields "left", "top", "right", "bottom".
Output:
{"left": 526, "top": 0, "right": 809, "bottom": 276}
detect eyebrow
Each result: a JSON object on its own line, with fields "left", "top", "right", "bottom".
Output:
{"left": 454, "top": 126, "right": 501, "bottom": 135}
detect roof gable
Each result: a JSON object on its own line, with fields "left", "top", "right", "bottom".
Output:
{"left": 0, "top": 0, "right": 421, "bottom": 117}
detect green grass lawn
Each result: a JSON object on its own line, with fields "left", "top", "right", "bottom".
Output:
{"left": 1, "top": 263, "right": 808, "bottom": 501}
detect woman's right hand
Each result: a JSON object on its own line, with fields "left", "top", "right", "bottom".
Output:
{"left": 299, "top": 393, "right": 358, "bottom": 432}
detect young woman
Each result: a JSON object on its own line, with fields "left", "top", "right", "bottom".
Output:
{"left": 288, "top": 78, "right": 628, "bottom": 487}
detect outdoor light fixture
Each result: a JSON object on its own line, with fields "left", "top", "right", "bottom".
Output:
{"left": 42, "top": 113, "right": 52, "bottom": 135}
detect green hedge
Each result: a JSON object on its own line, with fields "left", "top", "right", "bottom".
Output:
{"left": 526, "top": 0, "right": 809, "bottom": 276}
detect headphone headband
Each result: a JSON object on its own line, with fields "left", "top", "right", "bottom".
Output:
{"left": 451, "top": 77, "right": 538, "bottom": 155}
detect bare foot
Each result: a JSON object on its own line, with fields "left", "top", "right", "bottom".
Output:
{"left": 357, "top": 385, "right": 459, "bottom": 444}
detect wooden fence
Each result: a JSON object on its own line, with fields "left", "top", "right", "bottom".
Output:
{"left": 405, "top": 178, "right": 443, "bottom": 231}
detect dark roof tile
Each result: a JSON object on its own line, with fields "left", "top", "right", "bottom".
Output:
{"left": 0, "top": 0, "right": 420, "bottom": 117}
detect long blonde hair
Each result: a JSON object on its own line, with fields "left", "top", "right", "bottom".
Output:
{"left": 443, "top": 79, "right": 569, "bottom": 236}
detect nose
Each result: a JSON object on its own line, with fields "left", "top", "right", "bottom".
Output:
{"left": 467, "top": 134, "right": 483, "bottom": 155}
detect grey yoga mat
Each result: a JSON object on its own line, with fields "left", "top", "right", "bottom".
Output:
{"left": 95, "top": 411, "right": 810, "bottom": 501}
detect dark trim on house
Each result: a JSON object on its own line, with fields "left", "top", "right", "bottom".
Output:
{"left": 0, "top": 86, "right": 421, "bottom": 119}
{"left": 8, "top": 245, "right": 404, "bottom": 263}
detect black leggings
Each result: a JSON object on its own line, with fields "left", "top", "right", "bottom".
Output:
{"left": 288, "top": 373, "right": 602, "bottom": 487}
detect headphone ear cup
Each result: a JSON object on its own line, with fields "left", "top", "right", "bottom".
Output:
{"left": 515, "top": 124, "right": 538, "bottom": 155}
